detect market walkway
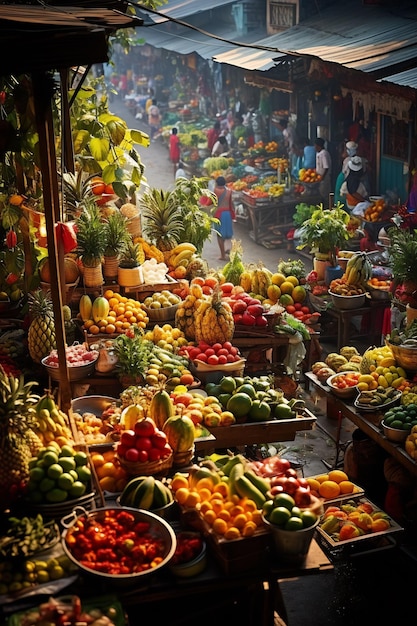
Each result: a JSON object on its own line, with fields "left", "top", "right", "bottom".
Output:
{"left": 108, "top": 95, "right": 417, "bottom": 626}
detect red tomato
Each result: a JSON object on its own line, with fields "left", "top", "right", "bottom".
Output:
{"left": 212, "top": 343, "right": 223, "bottom": 353}
{"left": 218, "top": 355, "right": 228, "bottom": 364}
{"left": 205, "top": 348, "right": 215, "bottom": 357}
{"left": 207, "top": 354, "right": 219, "bottom": 365}
{"left": 137, "top": 449, "right": 148, "bottom": 463}
{"left": 195, "top": 352, "right": 207, "bottom": 362}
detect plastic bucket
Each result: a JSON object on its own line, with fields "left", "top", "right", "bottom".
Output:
{"left": 264, "top": 517, "right": 319, "bottom": 565}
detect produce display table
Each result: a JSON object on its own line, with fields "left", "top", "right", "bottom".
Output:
{"left": 304, "top": 371, "right": 417, "bottom": 478}
{"left": 324, "top": 297, "right": 391, "bottom": 350}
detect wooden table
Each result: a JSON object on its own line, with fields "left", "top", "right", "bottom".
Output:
{"left": 304, "top": 371, "right": 417, "bottom": 478}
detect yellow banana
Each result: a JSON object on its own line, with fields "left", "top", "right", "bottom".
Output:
{"left": 172, "top": 250, "right": 194, "bottom": 268}
{"left": 172, "top": 242, "right": 197, "bottom": 256}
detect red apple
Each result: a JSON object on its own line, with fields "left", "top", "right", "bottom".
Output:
{"left": 135, "top": 436, "right": 152, "bottom": 451}
{"left": 134, "top": 418, "right": 156, "bottom": 437}
{"left": 148, "top": 448, "right": 161, "bottom": 462}
{"left": 294, "top": 486, "right": 312, "bottom": 507}
{"left": 120, "top": 430, "right": 136, "bottom": 447}
{"left": 137, "top": 449, "right": 148, "bottom": 463}
{"left": 125, "top": 447, "right": 140, "bottom": 462}
{"left": 151, "top": 431, "right": 168, "bottom": 449}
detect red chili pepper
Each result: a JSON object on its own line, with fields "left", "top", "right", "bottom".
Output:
{"left": 0, "top": 91, "right": 6, "bottom": 105}
{"left": 5, "top": 273, "right": 19, "bottom": 285}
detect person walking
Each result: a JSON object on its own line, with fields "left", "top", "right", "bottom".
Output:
{"left": 213, "top": 176, "right": 235, "bottom": 260}
{"left": 314, "top": 137, "right": 332, "bottom": 205}
{"left": 148, "top": 99, "right": 161, "bottom": 141}
{"left": 339, "top": 156, "right": 369, "bottom": 212}
{"left": 169, "top": 127, "right": 180, "bottom": 177}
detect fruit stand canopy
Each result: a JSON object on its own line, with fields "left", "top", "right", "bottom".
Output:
{"left": 0, "top": 0, "right": 142, "bottom": 74}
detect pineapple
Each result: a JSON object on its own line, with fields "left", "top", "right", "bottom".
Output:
{"left": 141, "top": 188, "right": 182, "bottom": 251}
{"left": 0, "top": 365, "right": 43, "bottom": 502}
{"left": 28, "top": 289, "right": 56, "bottom": 363}
{"left": 61, "top": 169, "right": 95, "bottom": 219}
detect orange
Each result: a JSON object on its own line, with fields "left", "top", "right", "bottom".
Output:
{"left": 217, "top": 509, "right": 231, "bottom": 523}
{"left": 174, "top": 487, "right": 190, "bottom": 505}
{"left": 306, "top": 478, "right": 321, "bottom": 492}
{"left": 103, "top": 289, "right": 114, "bottom": 299}
{"left": 280, "top": 281, "right": 295, "bottom": 294}
{"left": 233, "top": 513, "right": 248, "bottom": 529}
{"left": 242, "top": 499, "right": 257, "bottom": 513}
{"left": 242, "top": 521, "right": 257, "bottom": 537}
{"left": 267, "top": 284, "right": 281, "bottom": 302}
{"left": 90, "top": 453, "right": 105, "bottom": 468}
{"left": 200, "top": 501, "right": 213, "bottom": 515}
{"left": 212, "top": 482, "right": 229, "bottom": 498}
{"left": 197, "top": 488, "right": 212, "bottom": 503}
{"left": 285, "top": 275, "right": 299, "bottom": 287}
{"left": 99, "top": 476, "right": 116, "bottom": 492}
{"left": 318, "top": 480, "right": 340, "bottom": 499}
{"left": 328, "top": 469, "right": 349, "bottom": 484}
{"left": 229, "top": 504, "right": 244, "bottom": 517}
{"left": 315, "top": 473, "right": 329, "bottom": 484}
{"left": 195, "top": 477, "right": 215, "bottom": 492}
{"left": 271, "top": 273, "right": 286, "bottom": 286}
{"left": 171, "top": 474, "right": 189, "bottom": 491}
{"left": 212, "top": 518, "right": 228, "bottom": 535}
{"left": 338, "top": 480, "right": 355, "bottom": 494}
{"left": 279, "top": 294, "right": 294, "bottom": 307}
{"left": 224, "top": 526, "right": 241, "bottom": 540}
{"left": 184, "top": 491, "right": 200, "bottom": 508}
{"left": 210, "top": 498, "right": 224, "bottom": 514}
{"left": 203, "top": 509, "right": 217, "bottom": 525}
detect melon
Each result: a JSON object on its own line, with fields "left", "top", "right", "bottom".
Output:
{"left": 39, "top": 256, "right": 80, "bottom": 284}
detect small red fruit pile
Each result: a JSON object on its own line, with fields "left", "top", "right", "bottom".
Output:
{"left": 247, "top": 455, "right": 314, "bottom": 508}
{"left": 224, "top": 291, "right": 269, "bottom": 327}
{"left": 171, "top": 532, "right": 204, "bottom": 565}
{"left": 116, "top": 417, "right": 172, "bottom": 464}
{"left": 179, "top": 341, "right": 242, "bottom": 366}
{"left": 43, "top": 344, "right": 99, "bottom": 368}
{"left": 284, "top": 302, "right": 320, "bottom": 325}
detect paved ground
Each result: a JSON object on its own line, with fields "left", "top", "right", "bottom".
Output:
{"left": 110, "top": 96, "right": 417, "bottom": 625}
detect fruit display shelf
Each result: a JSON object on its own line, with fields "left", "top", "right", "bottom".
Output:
{"left": 194, "top": 407, "right": 317, "bottom": 453}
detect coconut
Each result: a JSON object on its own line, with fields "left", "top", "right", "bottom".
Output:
{"left": 39, "top": 256, "right": 80, "bottom": 284}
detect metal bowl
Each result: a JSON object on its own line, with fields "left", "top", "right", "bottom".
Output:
{"left": 386, "top": 341, "right": 417, "bottom": 372}
{"left": 61, "top": 506, "right": 176, "bottom": 586}
{"left": 71, "top": 395, "right": 120, "bottom": 417}
{"left": 42, "top": 356, "right": 98, "bottom": 382}
{"left": 142, "top": 303, "right": 179, "bottom": 322}
{"left": 326, "top": 373, "right": 359, "bottom": 399}
{"left": 367, "top": 283, "right": 391, "bottom": 301}
{"left": 328, "top": 291, "right": 366, "bottom": 310}
{"left": 381, "top": 420, "right": 410, "bottom": 442}
{"left": 169, "top": 532, "right": 207, "bottom": 578}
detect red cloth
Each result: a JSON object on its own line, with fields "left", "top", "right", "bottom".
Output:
{"left": 207, "top": 127, "right": 220, "bottom": 152}
{"left": 169, "top": 134, "right": 180, "bottom": 163}
{"left": 214, "top": 186, "right": 235, "bottom": 220}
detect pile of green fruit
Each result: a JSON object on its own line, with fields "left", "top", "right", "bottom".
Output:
{"left": 0, "top": 553, "right": 74, "bottom": 595}
{"left": 205, "top": 375, "right": 305, "bottom": 422}
{"left": 26, "top": 444, "right": 91, "bottom": 504}
{"left": 382, "top": 403, "right": 417, "bottom": 432}
{"left": 262, "top": 492, "right": 318, "bottom": 531}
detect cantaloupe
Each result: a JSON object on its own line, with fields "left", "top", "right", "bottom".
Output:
{"left": 39, "top": 256, "right": 80, "bottom": 284}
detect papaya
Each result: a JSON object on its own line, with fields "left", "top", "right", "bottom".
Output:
{"left": 163, "top": 414, "right": 195, "bottom": 454}
{"left": 149, "top": 389, "right": 174, "bottom": 430}
{"left": 92, "top": 296, "right": 109, "bottom": 323}
{"left": 79, "top": 294, "right": 93, "bottom": 322}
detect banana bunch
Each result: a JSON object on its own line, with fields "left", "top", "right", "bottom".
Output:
{"left": 35, "top": 392, "right": 73, "bottom": 444}
{"left": 240, "top": 265, "right": 272, "bottom": 298}
{"left": 344, "top": 252, "right": 373, "bottom": 286}
{"left": 164, "top": 243, "right": 197, "bottom": 269}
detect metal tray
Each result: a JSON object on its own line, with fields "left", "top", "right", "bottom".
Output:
{"left": 317, "top": 496, "right": 403, "bottom": 549}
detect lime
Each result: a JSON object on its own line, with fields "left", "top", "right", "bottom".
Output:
{"left": 274, "top": 403, "right": 294, "bottom": 419}
{"left": 74, "top": 451, "right": 88, "bottom": 467}
{"left": 69, "top": 469, "right": 79, "bottom": 481}
{"left": 29, "top": 466, "right": 45, "bottom": 482}
{"left": 59, "top": 456, "right": 76, "bottom": 472}
{"left": 39, "top": 477, "right": 56, "bottom": 493}
{"left": 49, "top": 565, "right": 65, "bottom": 580}
{"left": 301, "top": 510, "right": 318, "bottom": 528}
{"left": 36, "top": 570, "right": 50, "bottom": 584}
{"left": 284, "top": 516, "right": 304, "bottom": 531}
{"left": 248, "top": 399, "right": 271, "bottom": 422}
{"left": 273, "top": 493, "right": 295, "bottom": 511}
{"left": 236, "top": 383, "right": 257, "bottom": 399}
{"left": 59, "top": 444, "right": 75, "bottom": 458}
{"left": 262, "top": 499, "right": 275, "bottom": 517}
{"left": 219, "top": 376, "right": 237, "bottom": 394}
{"left": 69, "top": 481, "right": 87, "bottom": 498}
{"left": 226, "top": 392, "right": 253, "bottom": 418}
{"left": 28, "top": 457, "right": 38, "bottom": 470}
{"left": 218, "top": 393, "right": 232, "bottom": 408}
{"left": 269, "top": 506, "right": 291, "bottom": 526}
{"left": 57, "top": 472, "right": 74, "bottom": 491}
{"left": 45, "top": 488, "right": 67, "bottom": 503}
{"left": 391, "top": 420, "right": 403, "bottom": 429}
{"left": 290, "top": 506, "right": 302, "bottom": 518}
{"left": 47, "top": 463, "right": 63, "bottom": 480}
{"left": 42, "top": 450, "right": 59, "bottom": 466}
{"left": 76, "top": 466, "right": 91, "bottom": 483}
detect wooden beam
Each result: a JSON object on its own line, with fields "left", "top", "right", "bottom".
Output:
{"left": 32, "top": 72, "right": 72, "bottom": 412}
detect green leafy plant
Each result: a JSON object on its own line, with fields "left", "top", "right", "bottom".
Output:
{"left": 75, "top": 200, "right": 107, "bottom": 267}
{"left": 103, "top": 210, "right": 130, "bottom": 257}
{"left": 293, "top": 203, "right": 317, "bottom": 228}
{"left": 388, "top": 228, "right": 417, "bottom": 285}
{"left": 113, "top": 327, "right": 153, "bottom": 378}
{"left": 297, "top": 203, "right": 353, "bottom": 266}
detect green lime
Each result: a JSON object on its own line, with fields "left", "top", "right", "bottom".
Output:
{"left": 219, "top": 376, "right": 237, "bottom": 394}
{"left": 291, "top": 506, "right": 302, "bottom": 518}
{"left": 69, "top": 481, "right": 87, "bottom": 498}
{"left": 262, "top": 499, "right": 275, "bottom": 517}
{"left": 76, "top": 466, "right": 91, "bottom": 483}
{"left": 45, "top": 488, "right": 67, "bottom": 503}
{"left": 59, "top": 456, "right": 76, "bottom": 472}
{"left": 42, "top": 450, "right": 59, "bottom": 467}
{"left": 301, "top": 510, "right": 318, "bottom": 528}
{"left": 390, "top": 420, "right": 403, "bottom": 429}
{"left": 226, "top": 392, "right": 253, "bottom": 418}
{"left": 269, "top": 506, "right": 291, "bottom": 526}
{"left": 57, "top": 472, "right": 74, "bottom": 491}
{"left": 59, "top": 444, "right": 75, "bottom": 458}
{"left": 29, "top": 466, "right": 45, "bottom": 482}
{"left": 39, "top": 477, "right": 56, "bottom": 493}
{"left": 74, "top": 451, "right": 88, "bottom": 467}
{"left": 236, "top": 383, "right": 257, "bottom": 399}
{"left": 47, "top": 463, "right": 63, "bottom": 480}
{"left": 218, "top": 393, "right": 232, "bottom": 408}
{"left": 284, "top": 516, "right": 304, "bottom": 531}
{"left": 274, "top": 403, "right": 294, "bottom": 419}
{"left": 273, "top": 493, "right": 295, "bottom": 511}
{"left": 69, "top": 469, "right": 79, "bottom": 481}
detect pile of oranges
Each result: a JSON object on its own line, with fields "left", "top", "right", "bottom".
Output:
{"left": 82, "top": 289, "right": 149, "bottom": 335}
{"left": 306, "top": 470, "right": 358, "bottom": 500}
{"left": 90, "top": 448, "right": 129, "bottom": 493}
{"left": 363, "top": 197, "right": 386, "bottom": 222}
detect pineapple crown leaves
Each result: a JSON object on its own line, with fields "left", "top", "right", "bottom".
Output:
{"left": 103, "top": 210, "right": 130, "bottom": 256}
{"left": 75, "top": 200, "right": 107, "bottom": 265}
{"left": 28, "top": 289, "right": 54, "bottom": 320}
{"left": 0, "top": 365, "right": 40, "bottom": 430}
{"left": 388, "top": 228, "right": 417, "bottom": 282}
{"left": 119, "top": 239, "right": 142, "bottom": 268}
{"left": 140, "top": 188, "right": 183, "bottom": 247}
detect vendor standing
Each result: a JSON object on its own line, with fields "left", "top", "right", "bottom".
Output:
{"left": 314, "top": 138, "right": 332, "bottom": 205}
{"left": 339, "top": 156, "right": 369, "bottom": 212}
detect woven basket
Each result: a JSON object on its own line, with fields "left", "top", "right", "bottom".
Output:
{"left": 116, "top": 451, "right": 173, "bottom": 476}
{"left": 126, "top": 215, "right": 142, "bottom": 238}
{"left": 173, "top": 446, "right": 195, "bottom": 468}
{"left": 83, "top": 264, "right": 104, "bottom": 288}
{"left": 103, "top": 255, "right": 119, "bottom": 281}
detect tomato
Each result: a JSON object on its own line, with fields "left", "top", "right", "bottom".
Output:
{"left": 212, "top": 343, "right": 223, "bottom": 353}
{"left": 205, "top": 348, "right": 215, "bottom": 357}
{"left": 218, "top": 355, "right": 228, "bottom": 364}
{"left": 207, "top": 354, "right": 219, "bottom": 365}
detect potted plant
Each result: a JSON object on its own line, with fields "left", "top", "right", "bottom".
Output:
{"left": 112, "top": 326, "right": 153, "bottom": 387}
{"left": 103, "top": 210, "right": 130, "bottom": 281}
{"left": 297, "top": 203, "right": 353, "bottom": 279}
{"left": 117, "top": 239, "right": 144, "bottom": 288}
{"left": 388, "top": 227, "right": 417, "bottom": 324}
{"left": 75, "top": 200, "right": 107, "bottom": 287}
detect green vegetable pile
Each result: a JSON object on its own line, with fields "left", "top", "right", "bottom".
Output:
{"left": 277, "top": 258, "right": 306, "bottom": 280}
{"left": 203, "top": 156, "right": 230, "bottom": 174}
{"left": 0, "top": 514, "right": 60, "bottom": 558}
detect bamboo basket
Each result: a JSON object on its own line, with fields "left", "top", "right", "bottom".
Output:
{"left": 173, "top": 446, "right": 195, "bottom": 468}
{"left": 116, "top": 451, "right": 173, "bottom": 476}
{"left": 83, "top": 264, "right": 104, "bottom": 288}
{"left": 126, "top": 215, "right": 142, "bottom": 238}
{"left": 103, "top": 255, "right": 119, "bottom": 281}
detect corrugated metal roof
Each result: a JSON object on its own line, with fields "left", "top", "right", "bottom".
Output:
{"left": 381, "top": 68, "right": 417, "bottom": 90}
{"left": 142, "top": 0, "right": 238, "bottom": 24}
{"left": 140, "top": 22, "right": 268, "bottom": 61}
{"left": 213, "top": 2, "right": 417, "bottom": 84}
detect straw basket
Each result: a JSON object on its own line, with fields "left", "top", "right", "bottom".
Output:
{"left": 126, "top": 215, "right": 142, "bottom": 239}
{"left": 103, "top": 255, "right": 119, "bottom": 281}
{"left": 116, "top": 451, "right": 173, "bottom": 476}
{"left": 173, "top": 446, "right": 195, "bottom": 468}
{"left": 83, "top": 264, "right": 104, "bottom": 288}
